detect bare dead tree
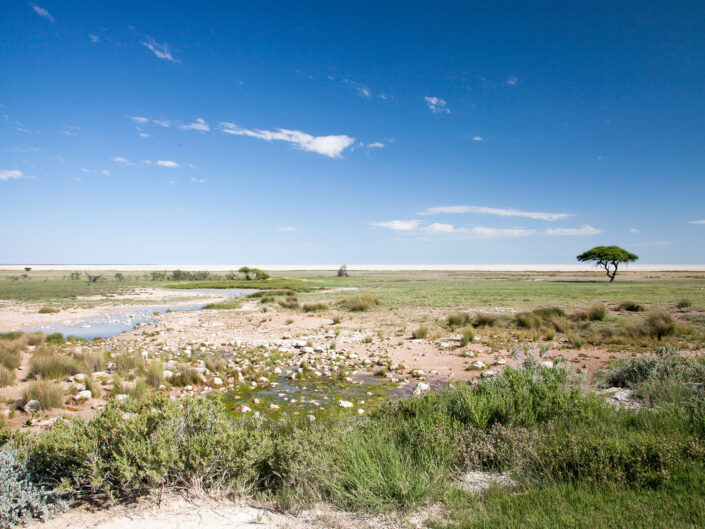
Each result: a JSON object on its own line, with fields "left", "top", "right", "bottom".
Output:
{"left": 337, "top": 264, "right": 349, "bottom": 277}
{"left": 85, "top": 272, "right": 102, "bottom": 284}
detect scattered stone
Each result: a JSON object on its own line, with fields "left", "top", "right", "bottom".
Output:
{"left": 24, "top": 400, "right": 41, "bottom": 414}
{"left": 114, "top": 394, "right": 129, "bottom": 402}
{"left": 74, "top": 390, "right": 92, "bottom": 401}
{"left": 413, "top": 382, "right": 431, "bottom": 396}
{"left": 337, "top": 400, "right": 353, "bottom": 408}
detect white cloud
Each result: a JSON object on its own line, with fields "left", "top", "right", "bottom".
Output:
{"left": 470, "top": 226, "right": 536, "bottom": 238}
{"left": 357, "top": 87, "right": 371, "bottom": 98}
{"left": 190, "top": 177, "right": 206, "bottom": 183}
{"left": 507, "top": 75, "right": 518, "bottom": 86}
{"left": 424, "top": 222, "right": 456, "bottom": 233}
{"left": 89, "top": 34, "right": 100, "bottom": 43}
{"left": 688, "top": 220, "right": 705, "bottom": 225}
{"left": 0, "top": 169, "right": 25, "bottom": 181}
{"left": 418, "top": 205, "right": 572, "bottom": 221}
{"left": 180, "top": 118, "right": 210, "bottom": 132}
{"left": 111, "top": 156, "right": 134, "bottom": 165}
{"left": 372, "top": 220, "right": 422, "bottom": 231}
{"left": 544, "top": 225, "right": 602, "bottom": 236}
{"left": 472, "top": 136, "right": 483, "bottom": 142}
{"left": 630, "top": 228, "right": 640, "bottom": 233}
{"left": 152, "top": 119, "right": 170, "bottom": 127}
{"left": 367, "top": 142, "right": 385, "bottom": 149}
{"left": 157, "top": 160, "right": 179, "bottom": 168}
{"left": 29, "top": 3, "right": 53, "bottom": 23}
{"left": 168, "top": 180, "right": 177, "bottom": 185}
{"left": 220, "top": 122, "right": 355, "bottom": 158}
{"left": 129, "top": 116, "right": 149, "bottom": 124}
{"left": 80, "top": 168, "right": 90, "bottom": 173}
{"left": 142, "top": 37, "right": 179, "bottom": 63}
{"left": 101, "top": 169, "right": 111, "bottom": 176}
{"left": 72, "top": 176, "right": 82, "bottom": 182}
{"left": 424, "top": 96, "right": 450, "bottom": 114}
{"left": 138, "top": 132, "right": 150, "bottom": 138}
{"left": 278, "top": 226, "right": 297, "bottom": 232}
{"left": 187, "top": 163, "right": 197, "bottom": 169}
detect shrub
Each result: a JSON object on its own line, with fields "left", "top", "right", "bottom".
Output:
{"left": 412, "top": 326, "right": 429, "bottom": 339}
{"left": 169, "top": 367, "right": 202, "bottom": 387}
{"left": 111, "top": 377, "right": 148, "bottom": 400}
{"left": 0, "top": 448, "right": 67, "bottom": 528}
{"left": 447, "top": 312, "right": 471, "bottom": 329}
{"left": 79, "top": 351, "right": 106, "bottom": 373}
{"left": 278, "top": 298, "right": 300, "bottom": 309}
{"left": 460, "top": 328, "right": 475, "bottom": 346}
{"left": 38, "top": 306, "right": 60, "bottom": 314}
{"left": 23, "top": 381, "right": 64, "bottom": 410}
{"left": 30, "top": 354, "right": 81, "bottom": 379}
{"left": 604, "top": 346, "right": 705, "bottom": 389}
{"left": 473, "top": 313, "right": 498, "bottom": 327}
{"left": 145, "top": 361, "right": 165, "bottom": 388}
{"left": 302, "top": 303, "right": 328, "bottom": 313}
{"left": 618, "top": 300, "right": 645, "bottom": 312}
{"left": 0, "top": 366, "right": 15, "bottom": 387}
{"left": 339, "top": 295, "right": 379, "bottom": 312}
{"left": 643, "top": 310, "right": 677, "bottom": 340}
{"left": 676, "top": 298, "right": 692, "bottom": 309}
{"left": 0, "top": 344, "right": 21, "bottom": 371}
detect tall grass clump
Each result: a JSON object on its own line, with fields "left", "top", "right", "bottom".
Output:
{"left": 412, "top": 326, "right": 429, "bottom": 339}
{"left": 79, "top": 351, "right": 106, "bottom": 373}
{"left": 574, "top": 304, "right": 606, "bottom": 322}
{"left": 339, "top": 295, "right": 379, "bottom": 312}
{"left": 447, "top": 312, "right": 471, "bottom": 329}
{"left": 145, "top": 361, "right": 165, "bottom": 388}
{"left": 0, "top": 365, "right": 15, "bottom": 387}
{"left": 473, "top": 313, "right": 498, "bottom": 327}
{"left": 460, "top": 328, "right": 475, "bottom": 346}
{"left": 618, "top": 300, "right": 645, "bottom": 312}
{"left": 38, "top": 306, "right": 60, "bottom": 314}
{"left": 23, "top": 381, "right": 64, "bottom": 410}
{"left": 29, "top": 354, "right": 81, "bottom": 379}
{"left": 302, "top": 302, "right": 328, "bottom": 313}
{"left": 642, "top": 310, "right": 677, "bottom": 340}
{"left": 0, "top": 342, "right": 21, "bottom": 371}
{"left": 676, "top": 298, "right": 692, "bottom": 309}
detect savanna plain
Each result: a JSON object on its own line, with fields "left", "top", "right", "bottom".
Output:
{"left": 1, "top": 268, "right": 704, "bottom": 528}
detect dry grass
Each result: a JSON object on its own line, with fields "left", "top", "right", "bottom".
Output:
{"left": 23, "top": 380, "right": 64, "bottom": 409}
{"left": 30, "top": 353, "right": 81, "bottom": 379}
{"left": 339, "top": 294, "right": 380, "bottom": 312}
{"left": 0, "top": 365, "right": 15, "bottom": 387}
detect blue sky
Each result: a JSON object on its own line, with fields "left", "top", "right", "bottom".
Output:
{"left": 1, "top": 1, "right": 704, "bottom": 264}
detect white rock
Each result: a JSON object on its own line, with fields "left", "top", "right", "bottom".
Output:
{"left": 74, "top": 390, "right": 92, "bottom": 401}
{"left": 24, "top": 400, "right": 41, "bottom": 413}
{"left": 114, "top": 394, "right": 129, "bottom": 402}
{"left": 212, "top": 377, "right": 223, "bottom": 386}
{"left": 337, "top": 400, "right": 354, "bottom": 408}
{"left": 540, "top": 360, "right": 554, "bottom": 369}
{"left": 412, "top": 369, "right": 426, "bottom": 378}
{"left": 473, "top": 361, "right": 487, "bottom": 369}
{"left": 236, "top": 405, "right": 252, "bottom": 413}
{"left": 73, "top": 373, "right": 86, "bottom": 382}
{"left": 269, "top": 403, "right": 280, "bottom": 410}
{"left": 413, "top": 382, "right": 431, "bottom": 396}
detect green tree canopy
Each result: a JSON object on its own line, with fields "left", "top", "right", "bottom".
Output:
{"left": 577, "top": 246, "right": 639, "bottom": 282}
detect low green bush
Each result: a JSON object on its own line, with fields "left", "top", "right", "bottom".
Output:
{"left": 412, "top": 326, "right": 429, "bottom": 339}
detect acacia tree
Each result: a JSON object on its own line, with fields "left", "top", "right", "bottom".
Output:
{"left": 577, "top": 246, "right": 638, "bottom": 282}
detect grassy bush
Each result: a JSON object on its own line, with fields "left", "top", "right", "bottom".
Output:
{"left": 169, "top": 367, "right": 202, "bottom": 387}
{"left": 111, "top": 377, "right": 148, "bottom": 400}
{"left": 339, "top": 295, "right": 379, "bottom": 312}
{"left": 447, "top": 312, "right": 471, "bottom": 329}
{"left": 0, "top": 365, "right": 15, "bottom": 387}
{"left": 618, "top": 300, "right": 645, "bottom": 312}
{"left": 460, "top": 328, "right": 475, "bottom": 346}
{"left": 278, "top": 297, "right": 300, "bottom": 309}
{"left": 604, "top": 346, "right": 705, "bottom": 389}
{"left": 474, "top": 313, "right": 498, "bottom": 327}
{"left": 302, "top": 302, "right": 328, "bottom": 313}
{"left": 23, "top": 381, "right": 64, "bottom": 410}
{"left": 642, "top": 311, "right": 677, "bottom": 340}
{"left": 676, "top": 298, "right": 692, "bottom": 309}
{"left": 38, "top": 306, "right": 60, "bottom": 314}
{"left": 0, "top": 342, "right": 21, "bottom": 371}
{"left": 574, "top": 304, "right": 607, "bottom": 322}
{"left": 29, "top": 354, "right": 81, "bottom": 379}
{"left": 412, "top": 326, "right": 429, "bottom": 339}
{"left": 145, "top": 361, "right": 164, "bottom": 388}
{"left": 79, "top": 351, "right": 106, "bottom": 373}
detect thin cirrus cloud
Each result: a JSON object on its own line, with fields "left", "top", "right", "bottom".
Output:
{"left": 111, "top": 156, "right": 134, "bottom": 165}
{"left": 544, "top": 225, "right": 602, "bottom": 236}
{"left": 688, "top": 220, "right": 705, "bottom": 225}
{"left": 417, "top": 205, "right": 572, "bottom": 221}
{"left": 219, "top": 122, "right": 355, "bottom": 158}
{"left": 0, "top": 169, "right": 25, "bottom": 181}
{"left": 278, "top": 226, "right": 297, "bottom": 232}
{"left": 371, "top": 220, "right": 421, "bottom": 231}
{"left": 142, "top": 37, "right": 179, "bottom": 63}
{"left": 156, "top": 160, "right": 179, "bottom": 168}
{"left": 424, "top": 96, "right": 450, "bottom": 114}
{"left": 179, "top": 118, "right": 210, "bottom": 132}
{"left": 29, "top": 3, "right": 53, "bottom": 23}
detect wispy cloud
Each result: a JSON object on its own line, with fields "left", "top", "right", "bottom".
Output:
{"left": 220, "top": 122, "right": 354, "bottom": 158}
{"left": 367, "top": 142, "right": 385, "bottom": 149}
{"left": 157, "top": 160, "right": 179, "bottom": 168}
{"left": 0, "top": 169, "right": 25, "bottom": 181}
{"left": 179, "top": 118, "right": 209, "bottom": 132}
{"left": 544, "top": 225, "right": 602, "bottom": 236}
{"left": 111, "top": 156, "right": 134, "bottom": 166}
{"left": 472, "top": 136, "right": 484, "bottom": 142}
{"left": 29, "top": 3, "right": 53, "bottom": 23}
{"left": 372, "top": 220, "right": 421, "bottom": 231}
{"left": 189, "top": 177, "right": 206, "bottom": 183}
{"left": 417, "top": 205, "right": 572, "bottom": 221}
{"left": 507, "top": 75, "right": 518, "bottom": 86}
{"left": 89, "top": 34, "right": 100, "bottom": 43}
{"left": 142, "top": 37, "right": 179, "bottom": 63}
{"left": 630, "top": 228, "right": 640, "bottom": 233}
{"left": 688, "top": 219, "right": 705, "bottom": 225}
{"left": 278, "top": 226, "right": 297, "bottom": 232}
{"left": 424, "top": 96, "right": 450, "bottom": 114}
{"left": 101, "top": 169, "right": 111, "bottom": 176}
{"left": 138, "top": 132, "right": 150, "bottom": 138}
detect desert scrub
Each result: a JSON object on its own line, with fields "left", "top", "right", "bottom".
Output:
{"left": 574, "top": 304, "right": 606, "bottom": 322}
{"left": 412, "top": 326, "right": 429, "bottom": 339}
{"left": 676, "top": 298, "right": 692, "bottom": 309}
{"left": 0, "top": 365, "right": 15, "bottom": 387}
{"left": 111, "top": 377, "right": 148, "bottom": 400}
{"left": 145, "top": 361, "right": 165, "bottom": 388}
{"left": 79, "top": 351, "right": 106, "bottom": 373}
{"left": 640, "top": 310, "right": 677, "bottom": 340}
{"left": 460, "top": 327, "right": 475, "bottom": 346}
{"left": 38, "top": 306, "right": 60, "bottom": 314}
{"left": 23, "top": 381, "right": 64, "bottom": 410}
{"left": 0, "top": 448, "right": 68, "bottom": 528}
{"left": 0, "top": 343, "right": 21, "bottom": 371}
{"left": 29, "top": 354, "right": 81, "bottom": 379}
{"left": 473, "top": 313, "right": 498, "bottom": 327}
{"left": 618, "top": 300, "right": 645, "bottom": 312}
{"left": 447, "top": 312, "right": 471, "bottom": 329}
{"left": 302, "top": 302, "right": 328, "bottom": 313}
{"left": 339, "top": 294, "right": 379, "bottom": 312}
